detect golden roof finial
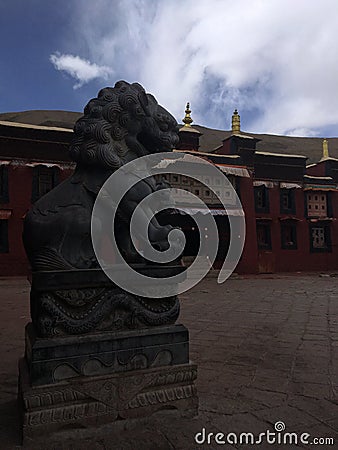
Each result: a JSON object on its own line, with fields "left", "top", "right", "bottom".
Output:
{"left": 322, "top": 138, "right": 329, "bottom": 159}
{"left": 231, "top": 109, "right": 241, "bottom": 134}
{"left": 182, "top": 102, "right": 193, "bottom": 127}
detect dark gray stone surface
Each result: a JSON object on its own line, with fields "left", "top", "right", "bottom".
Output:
{"left": 29, "top": 267, "right": 185, "bottom": 337}
{"left": 30, "top": 266, "right": 186, "bottom": 291}
{"left": 25, "top": 322, "right": 190, "bottom": 385}
{"left": 19, "top": 357, "right": 198, "bottom": 446}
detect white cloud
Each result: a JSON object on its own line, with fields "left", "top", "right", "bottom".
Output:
{"left": 284, "top": 128, "right": 319, "bottom": 138}
{"left": 67, "top": 0, "right": 338, "bottom": 136}
{"left": 50, "top": 52, "right": 113, "bottom": 89}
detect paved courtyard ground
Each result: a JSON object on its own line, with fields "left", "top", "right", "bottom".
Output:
{"left": 0, "top": 273, "right": 337, "bottom": 449}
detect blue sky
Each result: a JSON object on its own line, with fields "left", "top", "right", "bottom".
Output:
{"left": 1, "top": 0, "right": 338, "bottom": 137}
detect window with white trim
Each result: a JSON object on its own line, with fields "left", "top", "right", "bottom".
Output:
{"left": 310, "top": 224, "right": 331, "bottom": 252}
{"left": 306, "top": 192, "right": 327, "bottom": 217}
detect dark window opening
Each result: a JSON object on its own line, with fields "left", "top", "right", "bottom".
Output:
{"left": 257, "top": 222, "right": 271, "bottom": 249}
{"left": 280, "top": 188, "right": 295, "bottom": 214}
{"left": 228, "top": 175, "right": 241, "bottom": 204}
{"left": 31, "top": 166, "right": 59, "bottom": 203}
{"left": 39, "top": 169, "right": 53, "bottom": 195}
{"left": 254, "top": 186, "right": 269, "bottom": 213}
{"left": 0, "top": 165, "right": 9, "bottom": 203}
{"left": 0, "top": 220, "right": 9, "bottom": 253}
{"left": 281, "top": 223, "right": 297, "bottom": 249}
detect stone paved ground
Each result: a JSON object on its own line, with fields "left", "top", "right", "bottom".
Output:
{"left": 0, "top": 274, "right": 337, "bottom": 449}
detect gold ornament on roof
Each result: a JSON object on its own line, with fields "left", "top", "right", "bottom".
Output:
{"left": 182, "top": 102, "right": 193, "bottom": 127}
{"left": 231, "top": 109, "right": 241, "bottom": 134}
{"left": 322, "top": 138, "right": 329, "bottom": 159}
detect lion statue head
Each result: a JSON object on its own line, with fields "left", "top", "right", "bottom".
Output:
{"left": 69, "top": 80, "right": 179, "bottom": 170}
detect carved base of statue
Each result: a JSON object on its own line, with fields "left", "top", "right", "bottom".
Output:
{"left": 19, "top": 358, "right": 198, "bottom": 446}
{"left": 25, "top": 322, "right": 190, "bottom": 386}
{"left": 29, "top": 267, "right": 185, "bottom": 337}
{"left": 18, "top": 268, "right": 198, "bottom": 445}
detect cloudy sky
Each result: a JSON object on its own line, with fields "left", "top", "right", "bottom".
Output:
{"left": 1, "top": 0, "right": 338, "bottom": 137}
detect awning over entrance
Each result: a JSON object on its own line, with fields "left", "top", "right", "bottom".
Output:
{"left": 0, "top": 210, "right": 12, "bottom": 219}
{"left": 280, "top": 182, "right": 302, "bottom": 189}
{"left": 216, "top": 165, "right": 250, "bottom": 178}
{"left": 5, "top": 160, "right": 75, "bottom": 170}
{"left": 25, "top": 162, "right": 66, "bottom": 169}
{"left": 173, "top": 208, "right": 244, "bottom": 216}
{"left": 279, "top": 216, "right": 302, "bottom": 221}
{"left": 308, "top": 217, "right": 334, "bottom": 222}
{"left": 253, "top": 180, "right": 275, "bottom": 188}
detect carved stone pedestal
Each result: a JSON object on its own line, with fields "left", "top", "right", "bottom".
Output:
{"left": 19, "top": 356, "right": 197, "bottom": 446}
{"left": 19, "top": 268, "right": 198, "bottom": 445}
{"left": 25, "top": 322, "right": 190, "bottom": 386}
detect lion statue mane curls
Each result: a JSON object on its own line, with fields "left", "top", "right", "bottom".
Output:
{"left": 69, "top": 81, "right": 179, "bottom": 170}
{"left": 23, "top": 81, "right": 179, "bottom": 272}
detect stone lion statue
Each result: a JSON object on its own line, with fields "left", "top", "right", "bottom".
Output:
{"left": 23, "top": 81, "right": 179, "bottom": 271}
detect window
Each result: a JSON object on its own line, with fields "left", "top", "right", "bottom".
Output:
{"left": 194, "top": 189, "right": 200, "bottom": 196}
{"left": 39, "top": 169, "right": 53, "bottom": 194}
{"left": 281, "top": 223, "right": 297, "bottom": 249}
{"left": 256, "top": 222, "right": 271, "bottom": 249}
{"left": 0, "top": 220, "right": 9, "bottom": 253}
{"left": 228, "top": 175, "right": 241, "bottom": 203}
{"left": 204, "top": 189, "right": 210, "bottom": 197}
{"left": 280, "top": 189, "right": 295, "bottom": 214}
{"left": 31, "top": 166, "right": 59, "bottom": 203}
{"left": 306, "top": 192, "right": 327, "bottom": 217}
{"left": 0, "top": 165, "right": 9, "bottom": 203}
{"left": 254, "top": 186, "right": 269, "bottom": 212}
{"left": 228, "top": 175, "right": 236, "bottom": 188}
{"left": 310, "top": 225, "right": 331, "bottom": 252}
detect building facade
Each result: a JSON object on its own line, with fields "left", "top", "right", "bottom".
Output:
{"left": 0, "top": 121, "right": 74, "bottom": 275}
{"left": 169, "top": 107, "right": 338, "bottom": 274}
{"left": 0, "top": 109, "right": 337, "bottom": 276}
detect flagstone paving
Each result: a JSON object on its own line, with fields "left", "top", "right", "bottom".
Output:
{"left": 0, "top": 273, "right": 337, "bottom": 449}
